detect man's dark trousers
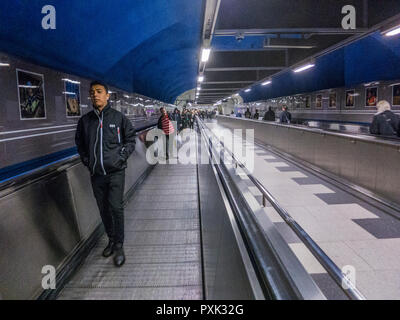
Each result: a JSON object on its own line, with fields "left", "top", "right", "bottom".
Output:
{"left": 91, "top": 170, "right": 125, "bottom": 244}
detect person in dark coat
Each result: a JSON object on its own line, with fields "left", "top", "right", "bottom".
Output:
{"left": 369, "top": 100, "right": 400, "bottom": 137}
{"left": 75, "top": 80, "right": 136, "bottom": 267}
{"left": 279, "top": 106, "right": 292, "bottom": 124}
{"left": 244, "top": 108, "right": 251, "bottom": 119}
{"left": 263, "top": 107, "right": 276, "bottom": 121}
{"left": 253, "top": 109, "right": 260, "bottom": 119}
{"left": 171, "top": 108, "right": 182, "bottom": 132}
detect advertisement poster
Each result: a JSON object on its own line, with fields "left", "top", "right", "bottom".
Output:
{"left": 316, "top": 95, "right": 322, "bottom": 108}
{"left": 329, "top": 92, "right": 337, "bottom": 108}
{"left": 17, "top": 69, "right": 46, "bottom": 119}
{"left": 393, "top": 85, "right": 400, "bottom": 106}
{"left": 345, "top": 90, "right": 355, "bottom": 108}
{"left": 366, "top": 87, "right": 378, "bottom": 107}
{"left": 65, "top": 81, "right": 81, "bottom": 117}
{"left": 305, "top": 96, "right": 311, "bottom": 108}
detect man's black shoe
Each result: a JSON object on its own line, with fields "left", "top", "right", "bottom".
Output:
{"left": 102, "top": 241, "right": 114, "bottom": 258}
{"left": 113, "top": 244, "right": 125, "bottom": 267}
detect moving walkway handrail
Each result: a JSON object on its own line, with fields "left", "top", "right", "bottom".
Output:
{"left": 197, "top": 118, "right": 326, "bottom": 300}
{"left": 198, "top": 118, "right": 366, "bottom": 300}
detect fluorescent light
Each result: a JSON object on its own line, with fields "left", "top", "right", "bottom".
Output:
{"left": 201, "top": 48, "right": 211, "bottom": 62}
{"left": 245, "top": 89, "right": 251, "bottom": 92}
{"left": 18, "top": 85, "right": 39, "bottom": 88}
{"left": 0, "top": 63, "right": 10, "bottom": 67}
{"left": 62, "top": 78, "right": 81, "bottom": 84}
{"left": 198, "top": 76, "right": 204, "bottom": 82}
{"left": 364, "top": 82, "right": 380, "bottom": 87}
{"left": 197, "top": 87, "right": 201, "bottom": 91}
{"left": 293, "top": 63, "right": 315, "bottom": 73}
{"left": 262, "top": 80, "right": 272, "bottom": 86}
{"left": 63, "top": 91, "right": 76, "bottom": 95}
{"left": 385, "top": 26, "right": 400, "bottom": 37}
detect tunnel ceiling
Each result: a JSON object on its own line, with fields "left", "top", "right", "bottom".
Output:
{"left": 0, "top": 0, "right": 204, "bottom": 104}
{"left": 197, "top": 0, "right": 400, "bottom": 104}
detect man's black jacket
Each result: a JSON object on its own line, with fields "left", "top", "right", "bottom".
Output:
{"left": 370, "top": 110, "right": 400, "bottom": 137}
{"left": 75, "top": 104, "right": 136, "bottom": 175}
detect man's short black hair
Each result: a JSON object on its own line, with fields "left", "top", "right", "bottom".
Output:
{"left": 90, "top": 80, "right": 109, "bottom": 93}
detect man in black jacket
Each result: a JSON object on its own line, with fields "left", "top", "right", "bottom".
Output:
{"left": 263, "top": 107, "right": 276, "bottom": 121}
{"left": 75, "top": 80, "right": 136, "bottom": 267}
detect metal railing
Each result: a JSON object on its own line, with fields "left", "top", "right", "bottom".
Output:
{"left": 196, "top": 117, "right": 326, "bottom": 300}
{"left": 197, "top": 118, "right": 366, "bottom": 300}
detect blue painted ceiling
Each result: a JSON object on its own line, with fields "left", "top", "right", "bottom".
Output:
{"left": 0, "top": 0, "right": 204, "bottom": 103}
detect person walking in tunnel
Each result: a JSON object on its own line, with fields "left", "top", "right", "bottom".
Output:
{"left": 279, "top": 105, "right": 292, "bottom": 124}
{"left": 171, "top": 107, "right": 182, "bottom": 132}
{"left": 75, "top": 80, "right": 136, "bottom": 267}
{"left": 244, "top": 108, "right": 251, "bottom": 119}
{"left": 157, "top": 106, "right": 175, "bottom": 160}
{"left": 253, "top": 109, "right": 260, "bottom": 119}
{"left": 263, "top": 106, "right": 276, "bottom": 121}
{"left": 369, "top": 100, "right": 400, "bottom": 137}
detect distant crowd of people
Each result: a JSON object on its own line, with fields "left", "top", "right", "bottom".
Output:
{"left": 232, "top": 100, "right": 400, "bottom": 138}
{"left": 234, "top": 106, "right": 292, "bottom": 124}
{"left": 157, "top": 107, "right": 216, "bottom": 160}
{"left": 232, "top": 100, "right": 400, "bottom": 137}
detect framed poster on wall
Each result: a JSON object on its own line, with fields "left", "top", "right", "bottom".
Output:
{"left": 329, "top": 92, "right": 337, "bottom": 108}
{"left": 305, "top": 96, "right": 311, "bottom": 108}
{"left": 65, "top": 80, "right": 81, "bottom": 117}
{"left": 392, "top": 84, "right": 400, "bottom": 106}
{"left": 316, "top": 94, "right": 322, "bottom": 108}
{"left": 345, "top": 90, "right": 355, "bottom": 108}
{"left": 17, "top": 69, "right": 46, "bottom": 120}
{"left": 365, "top": 87, "right": 378, "bottom": 107}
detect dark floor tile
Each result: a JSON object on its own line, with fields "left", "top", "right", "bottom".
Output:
{"left": 315, "top": 192, "right": 357, "bottom": 205}
{"left": 352, "top": 218, "right": 400, "bottom": 239}
{"left": 274, "top": 222, "right": 302, "bottom": 244}
{"left": 275, "top": 166, "right": 299, "bottom": 172}
{"left": 292, "top": 176, "right": 322, "bottom": 185}
{"left": 310, "top": 273, "right": 349, "bottom": 300}
{"left": 264, "top": 158, "right": 288, "bottom": 163}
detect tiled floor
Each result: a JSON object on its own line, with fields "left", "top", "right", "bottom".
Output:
{"left": 208, "top": 120, "right": 400, "bottom": 300}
